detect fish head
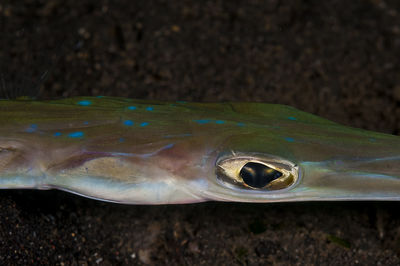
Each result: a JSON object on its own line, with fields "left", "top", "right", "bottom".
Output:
{"left": 201, "top": 106, "right": 400, "bottom": 203}
{"left": 2, "top": 100, "right": 400, "bottom": 204}
{"left": 93, "top": 104, "right": 400, "bottom": 204}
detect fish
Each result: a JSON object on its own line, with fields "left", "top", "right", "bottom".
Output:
{"left": 0, "top": 96, "right": 399, "bottom": 204}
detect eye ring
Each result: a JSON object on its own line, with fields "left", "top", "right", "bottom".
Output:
{"left": 215, "top": 152, "right": 299, "bottom": 191}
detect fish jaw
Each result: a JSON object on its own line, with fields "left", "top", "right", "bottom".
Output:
{"left": 287, "top": 124, "right": 400, "bottom": 201}
{"left": 293, "top": 156, "right": 400, "bottom": 201}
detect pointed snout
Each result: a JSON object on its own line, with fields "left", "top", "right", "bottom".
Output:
{"left": 297, "top": 155, "right": 400, "bottom": 201}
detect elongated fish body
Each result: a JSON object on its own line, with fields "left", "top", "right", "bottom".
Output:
{"left": 0, "top": 96, "right": 399, "bottom": 204}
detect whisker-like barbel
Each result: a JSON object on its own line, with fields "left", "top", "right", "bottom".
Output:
{"left": 1, "top": 96, "right": 399, "bottom": 204}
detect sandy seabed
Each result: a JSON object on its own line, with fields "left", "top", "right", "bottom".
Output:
{"left": 1, "top": 1, "right": 400, "bottom": 265}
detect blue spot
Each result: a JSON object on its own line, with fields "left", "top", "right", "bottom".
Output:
{"left": 26, "top": 124, "right": 38, "bottom": 133}
{"left": 146, "top": 106, "right": 154, "bottom": 111}
{"left": 68, "top": 132, "right": 84, "bottom": 138}
{"left": 288, "top": 116, "right": 297, "bottom": 121}
{"left": 54, "top": 132, "right": 62, "bottom": 137}
{"left": 124, "top": 120, "right": 134, "bottom": 126}
{"left": 77, "top": 100, "right": 92, "bottom": 106}
{"left": 284, "top": 137, "right": 295, "bottom": 142}
{"left": 164, "top": 143, "right": 174, "bottom": 149}
{"left": 369, "top": 138, "right": 376, "bottom": 142}
{"left": 194, "top": 119, "right": 211, "bottom": 124}
{"left": 176, "top": 101, "right": 187, "bottom": 104}
{"left": 215, "top": 120, "right": 225, "bottom": 124}
{"left": 128, "top": 106, "right": 137, "bottom": 110}
{"left": 96, "top": 96, "right": 104, "bottom": 98}
{"left": 83, "top": 121, "right": 89, "bottom": 125}
{"left": 140, "top": 122, "right": 149, "bottom": 127}
{"left": 119, "top": 137, "right": 125, "bottom": 142}
{"left": 237, "top": 122, "right": 245, "bottom": 127}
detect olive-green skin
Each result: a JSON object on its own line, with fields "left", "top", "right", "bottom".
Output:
{"left": 0, "top": 97, "right": 399, "bottom": 204}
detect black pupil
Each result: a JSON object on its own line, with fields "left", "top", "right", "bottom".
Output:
{"left": 239, "top": 162, "right": 282, "bottom": 188}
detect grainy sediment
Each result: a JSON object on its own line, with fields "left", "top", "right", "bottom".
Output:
{"left": 1, "top": 1, "right": 400, "bottom": 265}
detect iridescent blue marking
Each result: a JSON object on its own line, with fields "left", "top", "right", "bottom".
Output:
{"left": 128, "top": 106, "right": 137, "bottom": 110}
{"left": 54, "top": 132, "right": 62, "bottom": 137}
{"left": 68, "top": 132, "right": 84, "bottom": 138}
{"left": 215, "top": 120, "right": 225, "bottom": 124}
{"left": 287, "top": 116, "right": 297, "bottom": 121}
{"left": 237, "top": 122, "right": 245, "bottom": 127}
{"left": 194, "top": 119, "right": 211, "bottom": 124}
{"left": 369, "top": 138, "right": 376, "bottom": 142}
{"left": 26, "top": 124, "right": 38, "bottom": 133}
{"left": 140, "top": 122, "right": 149, "bottom": 127}
{"left": 146, "top": 106, "right": 154, "bottom": 111}
{"left": 83, "top": 121, "right": 89, "bottom": 125}
{"left": 77, "top": 100, "right": 92, "bottom": 106}
{"left": 119, "top": 137, "right": 125, "bottom": 142}
{"left": 124, "top": 120, "right": 134, "bottom": 126}
{"left": 284, "top": 137, "right": 295, "bottom": 142}
{"left": 163, "top": 143, "right": 174, "bottom": 149}
{"left": 96, "top": 96, "right": 104, "bottom": 98}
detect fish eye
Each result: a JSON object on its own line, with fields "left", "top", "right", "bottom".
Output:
{"left": 215, "top": 153, "right": 299, "bottom": 190}
{"left": 240, "top": 162, "right": 282, "bottom": 188}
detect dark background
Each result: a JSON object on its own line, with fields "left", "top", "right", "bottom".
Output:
{"left": 1, "top": 0, "right": 400, "bottom": 265}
